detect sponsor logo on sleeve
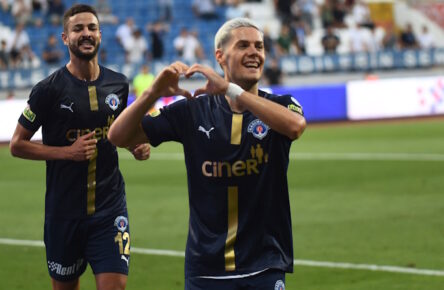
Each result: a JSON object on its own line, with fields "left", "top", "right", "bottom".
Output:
{"left": 23, "top": 106, "right": 36, "bottom": 122}
{"left": 149, "top": 110, "right": 161, "bottom": 117}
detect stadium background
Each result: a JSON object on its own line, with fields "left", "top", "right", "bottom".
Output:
{"left": 1, "top": 0, "right": 444, "bottom": 289}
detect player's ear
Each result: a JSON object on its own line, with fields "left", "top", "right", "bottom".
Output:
{"left": 61, "top": 32, "right": 68, "bottom": 46}
{"left": 215, "top": 49, "right": 225, "bottom": 66}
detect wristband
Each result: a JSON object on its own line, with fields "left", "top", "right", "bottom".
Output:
{"left": 226, "top": 82, "right": 244, "bottom": 101}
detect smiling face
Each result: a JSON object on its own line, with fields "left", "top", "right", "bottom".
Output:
{"left": 62, "top": 12, "right": 101, "bottom": 61}
{"left": 216, "top": 26, "right": 265, "bottom": 89}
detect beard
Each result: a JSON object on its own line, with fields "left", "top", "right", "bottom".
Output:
{"left": 69, "top": 37, "right": 100, "bottom": 61}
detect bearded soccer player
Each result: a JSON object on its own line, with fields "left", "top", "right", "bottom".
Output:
{"left": 9, "top": 4, "right": 150, "bottom": 290}
{"left": 108, "top": 18, "right": 306, "bottom": 290}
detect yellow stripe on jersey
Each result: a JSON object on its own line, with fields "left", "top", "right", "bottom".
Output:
{"left": 230, "top": 114, "right": 243, "bottom": 145}
{"left": 88, "top": 86, "right": 99, "bottom": 111}
{"left": 87, "top": 150, "right": 97, "bottom": 215}
{"left": 225, "top": 186, "right": 238, "bottom": 271}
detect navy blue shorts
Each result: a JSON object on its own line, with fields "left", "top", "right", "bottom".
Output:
{"left": 44, "top": 211, "right": 130, "bottom": 281}
{"left": 185, "top": 269, "right": 286, "bottom": 290}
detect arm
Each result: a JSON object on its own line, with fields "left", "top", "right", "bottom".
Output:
{"left": 10, "top": 123, "right": 97, "bottom": 161}
{"left": 186, "top": 64, "right": 306, "bottom": 140}
{"left": 108, "top": 61, "right": 192, "bottom": 148}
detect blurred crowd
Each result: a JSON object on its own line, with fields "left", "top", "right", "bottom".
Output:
{"left": 0, "top": 0, "right": 440, "bottom": 87}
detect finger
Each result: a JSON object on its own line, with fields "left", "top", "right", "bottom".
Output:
{"left": 172, "top": 61, "right": 190, "bottom": 73}
{"left": 85, "top": 138, "right": 98, "bottom": 145}
{"left": 80, "top": 131, "right": 96, "bottom": 140}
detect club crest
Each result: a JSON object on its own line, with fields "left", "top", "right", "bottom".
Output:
{"left": 105, "top": 94, "right": 120, "bottom": 111}
{"left": 114, "top": 216, "right": 128, "bottom": 232}
{"left": 274, "top": 280, "right": 285, "bottom": 290}
{"left": 247, "top": 119, "right": 269, "bottom": 140}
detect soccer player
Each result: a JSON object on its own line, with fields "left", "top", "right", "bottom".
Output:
{"left": 9, "top": 4, "right": 150, "bottom": 290}
{"left": 108, "top": 17, "right": 306, "bottom": 290}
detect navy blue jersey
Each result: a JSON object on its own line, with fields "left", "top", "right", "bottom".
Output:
{"left": 141, "top": 90, "right": 304, "bottom": 278}
{"left": 18, "top": 66, "right": 129, "bottom": 218}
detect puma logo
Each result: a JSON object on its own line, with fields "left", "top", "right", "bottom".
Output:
{"left": 198, "top": 126, "right": 214, "bottom": 139}
{"left": 60, "top": 102, "right": 74, "bottom": 113}
{"left": 121, "top": 255, "right": 129, "bottom": 266}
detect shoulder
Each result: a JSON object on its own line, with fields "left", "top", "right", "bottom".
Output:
{"left": 260, "top": 89, "right": 304, "bottom": 115}
{"left": 32, "top": 66, "right": 66, "bottom": 93}
{"left": 101, "top": 66, "right": 129, "bottom": 84}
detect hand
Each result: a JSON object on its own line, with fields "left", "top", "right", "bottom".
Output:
{"left": 67, "top": 131, "right": 97, "bottom": 161}
{"left": 149, "top": 61, "right": 192, "bottom": 99}
{"left": 130, "top": 143, "right": 151, "bottom": 161}
{"left": 185, "top": 64, "right": 229, "bottom": 97}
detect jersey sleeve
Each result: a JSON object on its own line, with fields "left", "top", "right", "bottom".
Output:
{"left": 273, "top": 94, "right": 304, "bottom": 116}
{"left": 18, "top": 82, "right": 51, "bottom": 132}
{"left": 141, "top": 98, "right": 189, "bottom": 147}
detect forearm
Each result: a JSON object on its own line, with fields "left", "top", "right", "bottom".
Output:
{"left": 237, "top": 91, "right": 306, "bottom": 140}
{"left": 10, "top": 139, "right": 69, "bottom": 160}
{"left": 108, "top": 88, "right": 159, "bottom": 148}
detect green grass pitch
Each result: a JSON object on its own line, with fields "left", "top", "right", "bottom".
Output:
{"left": 1, "top": 119, "right": 443, "bottom": 289}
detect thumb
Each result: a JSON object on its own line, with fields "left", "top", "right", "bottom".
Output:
{"left": 193, "top": 87, "right": 207, "bottom": 98}
{"left": 177, "top": 88, "right": 193, "bottom": 99}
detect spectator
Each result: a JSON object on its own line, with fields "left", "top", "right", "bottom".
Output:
{"left": 32, "top": 0, "right": 48, "bottom": 12}
{"left": 320, "top": 0, "right": 334, "bottom": 29}
{"left": 192, "top": 0, "right": 218, "bottom": 20}
{"left": 47, "top": 0, "right": 64, "bottom": 25}
{"left": 264, "top": 57, "right": 282, "bottom": 85}
{"left": 124, "top": 28, "right": 148, "bottom": 64}
{"left": 322, "top": 25, "right": 340, "bottom": 54}
{"left": 158, "top": 0, "right": 173, "bottom": 22}
{"left": 352, "top": 0, "right": 373, "bottom": 28}
{"left": 291, "top": 19, "right": 308, "bottom": 54}
{"left": 275, "top": 0, "right": 292, "bottom": 23}
{"left": 333, "top": 0, "right": 347, "bottom": 28}
{"left": 349, "top": 23, "right": 367, "bottom": 53}
{"left": 20, "top": 43, "right": 40, "bottom": 68}
{"left": 262, "top": 26, "right": 275, "bottom": 57}
{"left": 6, "top": 22, "right": 30, "bottom": 68}
{"left": 146, "top": 20, "right": 168, "bottom": 61}
{"left": 11, "top": 0, "right": 33, "bottom": 25}
{"left": 99, "top": 47, "right": 108, "bottom": 64}
{"left": 225, "top": 0, "right": 245, "bottom": 20}
{"left": 400, "top": 23, "right": 418, "bottom": 49}
{"left": 42, "top": 34, "right": 63, "bottom": 65}
{"left": 0, "top": 39, "right": 9, "bottom": 69}
{"left": 382, "top": 24, "right": 398, "bottom": 50}
{"left": 116, "top": 17, "right": 136, "bottom": 49}
{"left": 275, "top": 23, "right": 297, "bottom": 56}
{"left": 417, "top": 25, "right": 434, "bottom": 50}
{"left": 367, "top": 25, "right": 384, "bottom": 53}
{"left": 95, "top": 0, "right": 118, "bottom": 24}
{"left": 173, "top": 27, "right": 204, "bottom": 63}
{"left": 132, "top": 64, "right": 155, "bottom": 98}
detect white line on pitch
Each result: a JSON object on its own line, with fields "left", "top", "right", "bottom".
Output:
{"left": 1, "top": 238, "right": 443, "bottom": 277}
{"left": 119, "top": 151, "right": 444, "bottom": 162}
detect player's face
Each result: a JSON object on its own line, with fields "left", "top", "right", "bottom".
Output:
{"left": 218, "top": 27, "right": 265, "bottom": 88}
{"left": 62, "top": 12, "right": 101, "bottom": 61}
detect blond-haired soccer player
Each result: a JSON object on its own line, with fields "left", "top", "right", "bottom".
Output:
{"left": 109, "top": 17, "right": 306, "bottom": 290}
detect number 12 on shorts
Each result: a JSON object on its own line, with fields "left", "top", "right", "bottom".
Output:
{"left": 114, "top": 232, "right": 130, "bottom": 255}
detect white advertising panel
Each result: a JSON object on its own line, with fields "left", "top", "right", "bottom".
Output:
{"left": 0, "top": 100, "right": 42, "bottom": 142}
{"left": 346, "top": 76, "right": 444, "bottom": 120}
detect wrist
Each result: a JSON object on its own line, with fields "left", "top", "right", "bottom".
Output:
{"left": 226, "top": 82, "right": 244, "bottom": 101}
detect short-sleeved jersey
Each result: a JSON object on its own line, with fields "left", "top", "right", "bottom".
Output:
{"left": 141, "top": 90, "right": 304, "bottom": 278}
{"left": 18, "top": 65, "right": 129, "bottom": 219}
